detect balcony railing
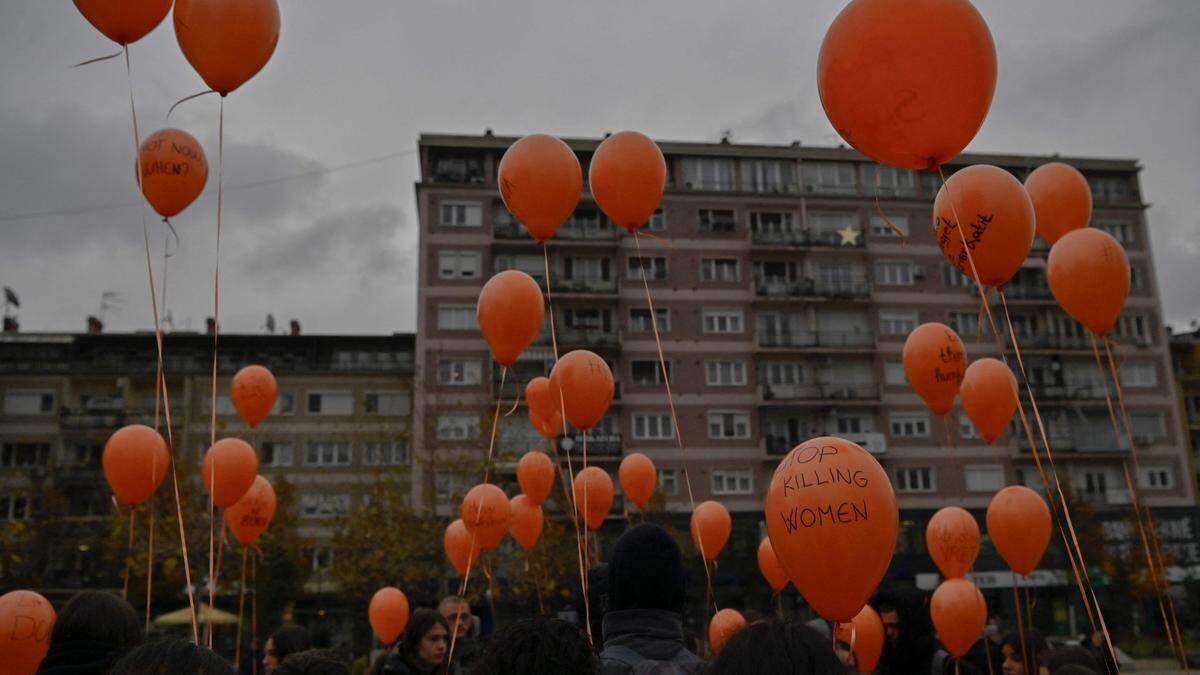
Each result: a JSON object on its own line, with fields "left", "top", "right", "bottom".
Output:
{"left": 1022, "top": 384, "right": 1109, "bottom": 401}
{"left": 756, "top": 279, "right": 814, "bottom": 297}
{"left": 494, "top": 221, "right": 618, "bottom": 241}
{"left": 551, "top": 328, "right": 620, "bottom": 348}
{"left": 567, "top": 433, "right": 623, "bottom": 457}
{"left": 814, "top": 279, "right": 871, "bottom": 298}
{"left": 764, "top": 435, "right": 798, "bottom": 455}
{"left": 758, "top": 331, "right": 875, "bottom": 349}
{"left": 556, "top": 278, "right": 617, "bottom": 294}
{"left": 810, "top": 230, "right": 866, "bottom": 248}
{"left": 761, "top": 383, "right": 880, "bottom": 401}
{"left": 751, "top": 230, "right": 810, "bottom": 247}
{"left": 1002, "top": 284, "right": 1053, "bottom": 300}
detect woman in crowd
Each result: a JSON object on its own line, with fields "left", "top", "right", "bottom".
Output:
{"left": 110, "top": 640, "right": 234, "bottom": 675}
{"left": 707, "top": 618, "right": 845, "bottom": 674}
{"left": 263, "top": 626, "right": 314, "bottom": 673}
{"left": 378, "top": 609, "right": 451, "bottom": 675}
{"left": 38, "top": 590, "right": 143, "bottom": 674}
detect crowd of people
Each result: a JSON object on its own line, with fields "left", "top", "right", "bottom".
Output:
{"left": 32, "top": 524, "right": 1121, "bottom": 674}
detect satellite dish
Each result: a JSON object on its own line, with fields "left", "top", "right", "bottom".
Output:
{"left": 265, "top": 314, "right": 276, "bottom": 334}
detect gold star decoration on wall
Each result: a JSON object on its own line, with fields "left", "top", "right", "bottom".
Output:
{"left": 837, "top": 225, "right": 861, "bottom": 246}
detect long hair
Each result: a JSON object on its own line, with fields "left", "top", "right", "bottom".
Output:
{"left": 709, "top": 618, "right": 847, "bottom": 675}
{"left": 398, "top": 608, "right": 450, "bottom": 672}
{"left": 47, "top": 590, "right": 143, "bottom": 656}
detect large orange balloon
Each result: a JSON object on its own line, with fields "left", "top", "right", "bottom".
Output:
{"left": 572, "top": 467, "right": 614, "bottom": 530}
{"left": 1025, "top": 163, "right": 1093, "bottom": 245}
{"left": 986, "top": 486, "right": 1052, "bottom": 576}
{"left": 1047, "top": 228, "right": 1130, "bottom": 335}
{"left": 461, "top": 484, "right": 511, "bottom": 551}
{"left": 200, "top": 438, "right": 258, "bottom": 508}
{"left": 103, "top": 424, "right": 170, "bottom": 506}
{"left": 223, "top": 475, "right": 276, "bottom": 546}
{"left": 691, "top": 500, "right": 732, "bottom": 562}
{"left": 174, "top": 0, "right": 280, "bottom": 96}
{"left": 477, "top": 271, "right": 545, "bottom": 367}
{"left": 368, "top": 587, "right": 410, "bottom": 646}
{"left": 444, "top": 519, "right": 480, "bottom": 576}
{"left": 588, "top": 131, "right": 666, "bottom": 232}
{"left": 902, "top": 323, "right": 966, "bottom": 416}
{"left": 817, "top": 0, "right": 996, "bottom": 170}
{"left": 230, "top": 364, "right": 277, "bottom": 428}
{"left": 526, "top": 377, "right": 563, "bottom": 439}
{"left": 619, "top": 453, "right": 656, "bottom": 509}
{"left": 757, "top": 538, "right": 789, "bottom": 592}
{"left": 835, "top": 605, "right": 884, "bottom": 673}
{"left": 765, "top": 437, "right": 899, "bottom": 622}
{"left": 925, "top": 506, "right": 980, "bottom": 580}
{"left": 708, "top": 609, "right": 746, "bottom": 656}
{"left": 934, "top": 165, "right": 1036, "bottom": 288}
{"left": 138, "top": 128, "right": 208, "bottom": 219}
{"left": 0, "top": 590, "right": 55, "bottom": 675}
{"left": 549, "top": 350, "right": 614, "bottom": 431}
{"left": 516, "top": 451, "right": 555, "bottom": 506}
{"left": 74, "top": 0, "right": 172, "bottom": 45}
{"left": 498, "top": 134, "right": 582, "bottom": 242}
{"left": 508, "top": 494, "right": 544, "bottom": 552}
{"left": 960, "top": 358, "right": 1018, "bottom": 444}
{"left": 931, "top": 578, "right": 987, "bottom": 658}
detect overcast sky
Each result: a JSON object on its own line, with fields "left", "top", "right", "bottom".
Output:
{"left": 1, "top": 1, "right": 1197, "bottom": 335}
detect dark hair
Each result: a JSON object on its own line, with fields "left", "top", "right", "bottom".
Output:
{"left": 607, "top": 523, "right": 686, "bottom": 613}
{"left": 400, "top": 608, "right": 450, "bottom": 669}
{"left": 1044, "top": 645, "right": 1101, "bottom": 674}
{"left": 709, "top": 618, "right": 846, "bottom": 675}
{"left": 1002, "top": 630, "right": 1050, "bottom": 672}
{"left": 470, "top": 617, "right": 596, "bottom": 675}
{"left": 270, "top": 625, "right": 313, "bottom": 662}
{"left": 275, "top": 649, "right": 350, "bottom": 675}
{"left": 111, "top": 639, "right": 236, "bottom": 675}
{"left": 42, "top": 591, "right": 143, "bottom": 669}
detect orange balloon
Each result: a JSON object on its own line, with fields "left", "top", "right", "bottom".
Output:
{"left": 765, "top": 436, "right": 899, "bottom": 622}
{"left": 103, "top": 424, "right": 170, "bottom": 506}
{"left": 200, "top": 438, "right": 258, "bottom": 508}
{"left": 526, "top": 377, "right": 563, "bottom": 439}
{"left": 902, "top": 323, "right": 967, "bottom": 416}
{"left": 619, "top": 453, "right": 657, "bottom": 509}
{"left": 572, "top": 466, "right": 614, "bottom": 530}
{"left": 960, "top": 358, "right": 1018, "bottom": 444}
{"left": 690, "top": 500, "right": 732, "bottom": 562}
{"left": 1025, "top": 162, "right": 1093, "bottom": 245}
{"left": 444, "top": 519, "right": 480, "bottom": 576}
{"left": 369, "top": 587, "right": 410, "bottom": 646}
{"left": 516, "top": 451, "right": 556, "bottom": 506}
{"left": 588, "top": 131, "right": 666, "bottom": 232}
{"left": 498, "top": 134, "right": 583, "bottom": 242}
{"left": 986, "top": 486, "right": 1052, "bottom": 576}
{"left": 461, "top": 484, "right": 511, "bottom": 551}
{"left": 223, "top": 475, "right": 276, "bottom": 546}
{"left": 508, "top": 494, "right": 544, "bottom": 552}
{"left": 549, "top": 350, "right": 614, "bottom": 431}
{"left": 931, "top": 578, "right": 987, "bottom": 658}
{"left": 0, "top": 590, "right": 55, "bottom": 675}
{"left": 834, "top": 605, "right": 884, "bottom": 673}
{"left": 137, "top": 128, "right": 208, "bottom": 219}
{"left": 1047, "top": 228, "right": 1130, "bottom": 334}
{"left": 934, "top": 164, "right": 1036, "bottom": 288}
{"left": 757, "top": 538, "right": 789, "bottom": 592}
{"left": 817, "top": 0, "right": 996, "bottom": 170}
{"left": 174, "top": 0, "right": 280, "bottom": 96}
{"left": 925, "top": 506, "right": 980, "bottom": 580}
{"left": 74, "top": 0, "right": 172, "bottom": 45}
{"left": 230, "top": 364, "right": 277, "bottom": 428}
{"left": 708, "top": 609, "right": 746, "bottom": 656}
{"left": 477, "top": 271, "right": 545, "bottom": 367}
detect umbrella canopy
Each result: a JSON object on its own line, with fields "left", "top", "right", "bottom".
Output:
{"left": 154, "top": 602, "right": 238, "bottom": 626}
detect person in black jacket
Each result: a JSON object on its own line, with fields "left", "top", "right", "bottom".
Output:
{"left": 382, "top": 609, "right": 450, "bottom": 675}
{"left": 38, "top": 590, "right": 142, "bottom": 675}
{"left": 707, "top": 618, "right": 845, "bottom": 675}
{"left": 274, "top": 650, "right": 351, "bottom": 675}
{"left": 470, "top": 617, "right": 596, "bottom": 675}
{"left": 871, "top": 589, "right": 939, "bottom": 675}
{"left": 110, "top": 640, "right": 234, "bottom": 675}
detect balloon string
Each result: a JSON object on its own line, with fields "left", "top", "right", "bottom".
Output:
{"left": 208, "top": 94, "right": 225, "bottom": 649}
{"left": 1144, "top": 506, "right": 1190, "bottom": 673}
{"left": 447, "top": 538, "right": 478, "bottom": 666}
{"left": 935, "top": 166, "right": 1000, "bottom": 339}
{"left": 122, "top": 508, "right": 135, "bottom": 599}
{"left": 634, "top": 229, "right": 676, "bottom": 250}
{"left": 481, "top": 366, "right": 507, "bottom": 484}
{"left": 167, "top": 88, "right": 218, "bottom": 120}
{"left": 872, "top": 165, "right": 908, "bottom": 241}
{"left": 72, "top": 49, "right": 123, "bottom": 68}
{"left": 251, "top": 550, "right": 258, "bottom": 675}
{"left": 236, "top": 546, "right": 248, "bottom": 668}
{"left": 982, "top": 623, "right": 995, "bottom": 675}
{"left": 580, "top": 432, "right": 594, "bottom": 643}
{"left": 482, "top": 558, "right": 499, "bottom": 628}
{"left": 145, "top": 493, "right": 155, "bottom": 636}
{"left": 504, "top": 385, "right": 522, "bottom": 417}
{"left": 1012, "top": 578, "right": 1030, "bottom": 675}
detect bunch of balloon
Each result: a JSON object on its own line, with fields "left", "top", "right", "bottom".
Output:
{"left": 369, "top": 587, "right": 410, "bottom": 647}
{"left": 517, "top": 450, "right": 556, "bottom": 507}
{"left": 834, "top": 606, "right": 885, "bottom": 674}
{"left": 930, "top": 578, "right": 987, "bottom": 661}
{"left": 902, "top": 323, "right": 967, "bottom": 448}
{"left": 223, "top": 475, "right": 276, "bottom": 666}
{"left": 103, "top": 424, "right": 170, "bottom": 614}
{"left": 618, "top": 453, "right": 657, "bottom": 516}
{"left": 200, "top": 437, "right": 258, "bottom": 644}
{"left": 987, "top": 485, "right": 1051, "bottom": 652}
{"left": 0, "top": 589, "right": 56, "bottom": 675}
{"left": 572, "top": 468, "right": 615, "bottom": 537}
{"left": 526, "top": 377, "right": 564, "bottom": 447}
{"left": 707, "top": 609, "right": 746, "bottom": 657}
{"left": 757, "top": 538, "right": 790, "bottom": 598}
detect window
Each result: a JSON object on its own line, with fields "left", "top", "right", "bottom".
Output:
{"left": 1096, "top": 220, "right": 1134, "bottom": 243}
{"left": 742, "top": 159, "right": 797, "bottom": 193}
{"left": 307, "top": 392, "right": 353, "bottom": 415}
{"left": 1, "top": 442, "right": 50, "bottom": 468}
{"left": 437, "top": 304, "right": 477, "bottom": 331}
{"left": 435, "top": 472, "right": 467, "bottom": 502}
{"left": 942, "top": 266, "right": 972, "bottom": 288}
{"left": 706, "top": 361, "right": 747, "bottom": 386}
{"left": 698, "top": 209, "right": 737, "bottom": 234}
{"left": 1119, "top": 363, "right": 1157, "bottom": 388}
{"left": 261, "top": 442, "right": 293, "bottom": 467}
{"left": 364, "top": 391, "right": 411, "bottom": 416}
{"left": 307, "top": 546, "right": 336, "bottom": 573}
{"left": 947, "top": 311, "right": 980, "bottom": 337}
{"left": 629, "top": 308, "right": 670, "bottom": 333}
{"left": 646, "top": 209, "right": 665, "bottom": 231}
{"left": 437, "top": 414, "right": 480, "bottom": 440}
{"left": 1115, "top": 315, "right": 1150, "bottom": 344}
{"left": 964, "top": 465, "right": 1004, "bottom": 492}
{"left": 564, "top": 206, "right": 604, "bottom": 232}
{"left": 884, "top": 362, "right": 907, "bottom": 386}
{"left": 213, "top": 395, "right": 237, "bottom": 415}
{"left": 633, "top": 413, "right": 674, "bottom": 440}
{"left": 708, "top": 411, "right": 751, "bottom": 439}
{"left": 1089, "top": 176, "right": 1132, "bottom": 203}
{"left": 712, "top": 468, "right": 753, "bottom": 495}
{"left": 0, "top": 495, "right": 29, "bottom": 521}
{"left": 273, "top": 393, "right": 295, "bottom": 415}
{"left": 565, "top": 257, "right": 612, "bottom": 282}
{"left": 301, "top": 493, "right": 351, "bottom": 519}
{"left": 438, "top": 250, "right": 481, "bottom": 279}
{"left": 862, "top": 165, "right": 916, "bottom": 196}
{"left": 681, "top": 157, "right": 735, "bottom": 191}
{"left": 632, "top": 360, "right": 671, "bottom": 386}
{"left": 875, "top": 261, "right": 914, "bottom": 286}
{"left": 627, "top": 256, "right": 668, "bottom": 280}
{"left": 3, "top": 390, "right": 55, "bottom": 415}
{"left": 890, "top": 413, "right": 930, "bottom": 438}
{"left": 762, "top": 362, "right": 804, "bottom": 385}
{"left": 439, "top": 200, "right": 482, "bottom": 227}
{"left": 363, "top": 441, "right": 410, "bottom": 466}
{"left": 879, "top": 310, "right": 918, "bottom": 336}
{"left": 802, "top": 162, "right": 856, "bottom": 193}
{"left": 1129, "top": 412, "right": 1165, "bottom": 440}
{"left": 750, "top": 211, "right": 797, "bottom": 235}
{"left": 432, "top": 152, "right": 484, "bottom": 183}
{"left": 493, "top": 253, "right": 544, "bottom": 279}
{"left": 657, "top": 468, "right": 678, "bottom": 496}
{"left": 895, "top": 467, "right": 935, "bottom": 493}
{"left": 958, "top": 414, "right": 980, "bottom": 439}
{"left": 304, "top": 442, "right": 352, "bottom": 467}
{"left": 700, "top": 258, "right": 740, "bottom": 282}
{"left": 703, "top": 309, "right": 744, "bottom": 334}
{"left": 835, "top": 414, "right": 874, "bottom": 434}
{"left": 871, "top": 214, "right": 910, "bottom": 237}
{"left": 1138, "top": 466, "right": 1174, "bottom": 490}
{"left": 438, "top": 359, "right": 482, "bottom": 386}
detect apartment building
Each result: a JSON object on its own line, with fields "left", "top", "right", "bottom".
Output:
{"left": 1169, "top": 325, "right": 1200, "bottom": 493}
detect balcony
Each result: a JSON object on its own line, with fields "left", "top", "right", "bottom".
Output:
{"left": 764, "top": 435, "right": 797, "bottom": 456}
{"left": 761, "top": 382, "right": 880, "bottom": 402}
{"left": 494, "top": 220, "right": 619, "bottom": 242}
{"left": 756, "top": 278, "right": 814, "bottom": 298}
{"left": 566, "top": 433, "right": 623, "bottom": 457}
{"left": 758, "top": 331, "right": 875, "bottom": 349}
{"left": 556, "top": 278, "right": 618, "bottom": 295}
{"left": 810, "top": 230, "right": 866, "bottom": 248}
{"left": 751, "top": 230, "right": 811, "bottom": 247}
{"left": 550, "top": 327, "right": 620, "bottom": 349}
{"left": 1075, "top": 489, "right": 1132, "bottom": 508}
{"left": 814, "top": 279, "right": 871, "bottom": 298}
{"left": 1002, "top": 284, "right": 1053, "bottom": 301}
{"left": 1022, "top": 334, "right": 1092, "bottom": 351}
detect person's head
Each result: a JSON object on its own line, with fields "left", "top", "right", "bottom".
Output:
{"left": 709, "top": 618, "right": 846, "bottom": 674}
{"left": 1001, "top": 630, "right": 1050, "bottom": 675}
{"left": 1087, "top": 630, "right": 1104, "bottom": 647}
{"left": 438, "top": 596, "right": 473, "bottom": 640}
{"left": 264, "top": 625, "right": 313, "bottom": 672}
{"left": 47, "top": 590, "right": 143, "bottom": 663}
{"left": 877, "top": 604, "right": 901, "bottom": 646}
{"left": 274, "top": 649, "right": 350, "bottom": 675}
{"left": 871, "top": 589, "right": 930, "bottom": 650}
{"left": 607, "top": 523, "right": 686, "bottom": 613}
{"left": 111, "top": 639, "right": 236, "bottom": 675}
{"left": 470, "top": 617, "right": 596, "bottom": 675}
{"left": 1044, "top": 646, "right": 1100, "bottom": 674}
{"left": 402, "top": 608, "right": 451, "bottom": 670}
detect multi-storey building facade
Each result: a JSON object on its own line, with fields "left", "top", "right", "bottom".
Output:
{"left": 1169, "top": 325, "right": 1200, "bottom": 493}
{"left": 414, "top": 132, "right": 1198, "bottom": 631}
